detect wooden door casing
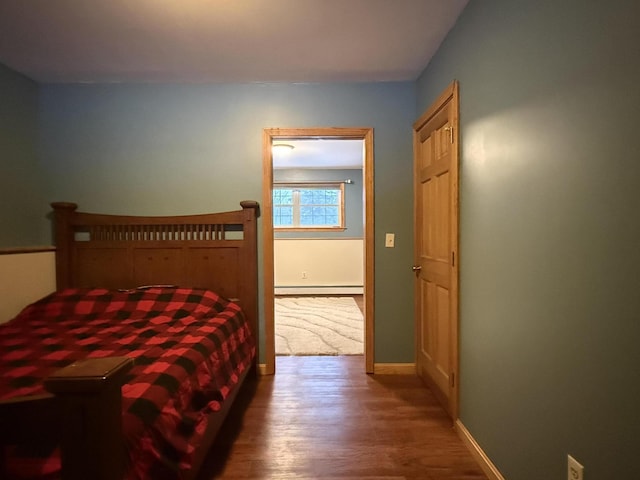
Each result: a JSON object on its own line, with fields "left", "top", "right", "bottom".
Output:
{"left": 262, "top": 128, "right": 375, "bottom": 375}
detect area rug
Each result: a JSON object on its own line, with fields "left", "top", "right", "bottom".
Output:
{"left": 275, "top": 296, "right": 364, "bottom": 355}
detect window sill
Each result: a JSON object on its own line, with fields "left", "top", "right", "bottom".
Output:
{"left": 275, "top": 227, "right": 346, "bottom": 233}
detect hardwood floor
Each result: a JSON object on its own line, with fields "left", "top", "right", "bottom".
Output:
{"left": 197, "top": 356, "right": 488, "bottom": 480}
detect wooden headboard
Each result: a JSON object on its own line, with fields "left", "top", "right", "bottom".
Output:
{"left": 50, "top": 201, "right": 260, "bottom": 345}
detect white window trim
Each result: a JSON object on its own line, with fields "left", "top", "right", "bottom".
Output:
{"left": 273, "top": 182, "right": 345, "bottom": 231}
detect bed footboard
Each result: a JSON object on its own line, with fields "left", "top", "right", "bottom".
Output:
{"left": 0, "top": 394, "right": 62, "bottom": 478}
{"left": 44, "top": 356, "right": 134, "bottom": 480}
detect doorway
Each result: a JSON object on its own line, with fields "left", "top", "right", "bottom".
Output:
{"left": 262, "top": 128, "right": 374, "bottom": 374}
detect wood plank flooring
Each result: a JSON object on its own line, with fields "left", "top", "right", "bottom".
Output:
{"left": 196, "top": 355, "right": 487, "bottom": 480}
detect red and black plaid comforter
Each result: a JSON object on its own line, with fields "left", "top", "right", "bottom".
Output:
{"left": 0, "top": 287, "right": 255, "bottom": 479}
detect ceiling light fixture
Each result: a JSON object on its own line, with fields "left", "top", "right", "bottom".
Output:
{"left": 272, "top": 143, "right": 295, "bottom": 152}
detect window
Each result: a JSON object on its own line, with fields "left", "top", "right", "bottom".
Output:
{"left": 273, "top": 183, "right": 345, "bottom": 230}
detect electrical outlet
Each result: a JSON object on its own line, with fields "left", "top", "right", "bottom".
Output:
{"left": 568, "top": 455, "right": 584, "bottom": 480}
{"left": 385, "top": 233, "right": 395, "bottom": 248}
{"left": 301, "top": 271, "right": 307, "bottom": 279}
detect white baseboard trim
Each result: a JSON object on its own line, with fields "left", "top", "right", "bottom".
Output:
{"left": 456, "top": 419, "right": 505, "bottom": 480}
{"left": 274, "top": 286, "right": 364, "bottom": 295}
{"left": 373, "top": 363, "right": 416, "bottom": 374}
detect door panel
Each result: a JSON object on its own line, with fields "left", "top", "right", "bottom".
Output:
{"left": 436, "top": 285, "right": 450, "bottom": 381}
{"left": 413, "top": 82, "right": 459, "bottom": 419}
{"left": 420, "top": 280, "right": 435, "bottom": 363}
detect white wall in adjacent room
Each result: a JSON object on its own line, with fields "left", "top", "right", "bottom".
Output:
{"left": 0, "top": 251, "right": 56, "bottom": 323}
{"left": 274, "top": 238, "right": 363, "bottom": 294}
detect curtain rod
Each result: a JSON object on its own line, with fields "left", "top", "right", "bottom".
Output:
{"left": 274, "top": 179, "right": 353, "bottom": 185}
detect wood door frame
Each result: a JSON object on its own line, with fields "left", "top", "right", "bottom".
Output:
{"left": 413, "top": 81, "right": 460, "bottom": 419}
{"left": 262, "top": 127, "right": 374, "bottom": 374}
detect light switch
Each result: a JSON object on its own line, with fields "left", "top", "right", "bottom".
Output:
{"left": 385, "top": 233, "right": 395, "bottom": 248}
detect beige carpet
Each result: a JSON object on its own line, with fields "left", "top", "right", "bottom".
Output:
{"left": 275, "top": 296, "right": 364, "bottom": 355}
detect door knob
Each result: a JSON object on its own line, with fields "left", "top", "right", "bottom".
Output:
{"left": 412, "top": 265, "right": 422, "bottom": 272}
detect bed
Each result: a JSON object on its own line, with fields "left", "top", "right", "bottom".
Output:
{"left": 0, "top": 201, "right": 260, "bottom": 480}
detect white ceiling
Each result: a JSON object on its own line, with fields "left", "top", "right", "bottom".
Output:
{"left": 273, "top": 139, "right": 364, "bottom": 169}
{"left": 0, "top": 0, "right": 469, "bottom": 84}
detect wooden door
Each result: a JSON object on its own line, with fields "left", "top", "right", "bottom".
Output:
{"left": 413, "top": 82, "right": 459, "bottom": 418}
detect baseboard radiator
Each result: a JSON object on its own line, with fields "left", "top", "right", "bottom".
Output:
{"left": 275, "top": 285, "right": 363, "bottom": 295}
{"left": 274, "top": 238, "right": 364, "bottom": 295}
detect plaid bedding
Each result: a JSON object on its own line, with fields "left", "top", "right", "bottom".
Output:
{"left": 0, "top": 287, "right": 255, "bottom": 479}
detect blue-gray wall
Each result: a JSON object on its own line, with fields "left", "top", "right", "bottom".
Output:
{"left": 37, "top": 82, "right": 416, "bottom": 363}
{"left": 8, "top": 3, "right": 636, "bottom": 475}
{"left": 0, "top": 63, "right": 46, "bottom": 247}
{"left": 273, "top": 168, "right": 363, "bottom": 238}
{"left": 417, "top": 0, "right": 640, "bottom": 478}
